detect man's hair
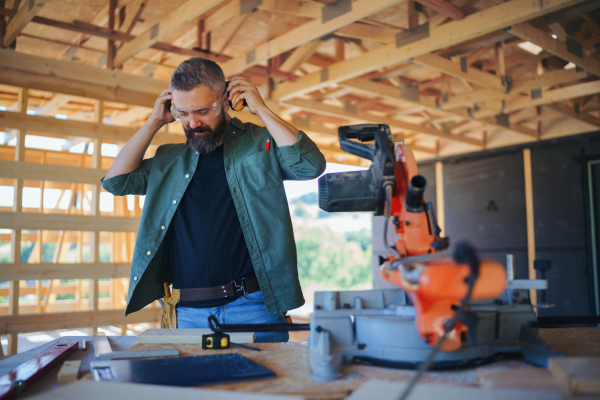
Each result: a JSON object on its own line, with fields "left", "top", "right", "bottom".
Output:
{"left": 170, "top": 57, "right": 226, "bottom": 94}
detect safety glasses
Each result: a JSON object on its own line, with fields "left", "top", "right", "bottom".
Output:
{"left": 170, "top": 100, "right": 222, "bottom": 124}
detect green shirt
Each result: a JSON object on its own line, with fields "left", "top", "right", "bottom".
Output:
{"left": 101, "top": 118, "right": 326, "bottom": 316}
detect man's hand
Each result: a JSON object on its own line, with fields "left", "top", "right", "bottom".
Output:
{"left": 149, "top": 87, "right": 176, "bottom": 127}
{"left": 227, "top": 77, "right": 267, "bottom": 116}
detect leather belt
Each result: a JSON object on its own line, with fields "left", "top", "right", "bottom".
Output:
{"left": 179, "top": 278, "right": 260, "bottom": 302}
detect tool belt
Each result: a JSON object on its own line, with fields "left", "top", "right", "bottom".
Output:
{"left": 160, "top": 279, "right": 260, "bottom": 329}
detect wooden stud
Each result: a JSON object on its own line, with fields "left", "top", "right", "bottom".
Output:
{"left": 523, "top": 148, "right": 537, "bottom": 308}
{"left": 7, "top": 88, "right": 28, "bottom": 356}
{"left": 107, "top": 0, "right": 117, "bottom": 69}
{"left": 435, "top": 161, "right": 445, "bottom": 236}
{"left": 334, "top": 38, "right": 345, "bottom": 63}
{"left": 406, "top": 0, "right": 419, "bottom": 28}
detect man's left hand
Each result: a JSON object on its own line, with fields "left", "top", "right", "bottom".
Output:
{"left": 227, "top": 77, "right": 268, "bottom": 116}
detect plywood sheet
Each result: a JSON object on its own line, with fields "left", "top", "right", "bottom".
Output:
{"left": 549, "top": 357, "right": 600, "bottom": 395}
{"left": 27, "top": 379, "right": 304, "bottom": 400}
{"left": 346, "top": 379, "right": 563, "bottom": 400}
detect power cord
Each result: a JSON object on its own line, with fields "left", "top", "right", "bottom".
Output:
{"left": 397, "top": 242, "right": 480, "bottom": 400}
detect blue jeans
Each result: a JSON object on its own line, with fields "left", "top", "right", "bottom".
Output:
{"left": 176, "top": 291, "right": 289, "bottom": 343}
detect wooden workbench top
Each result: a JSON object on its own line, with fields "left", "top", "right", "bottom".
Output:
{"left": 1, "top": 328, "right": 598, "bottom": 400}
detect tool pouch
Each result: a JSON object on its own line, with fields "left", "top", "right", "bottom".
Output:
{"left": 160, "top": 287, "right": 180, "bottom": 329}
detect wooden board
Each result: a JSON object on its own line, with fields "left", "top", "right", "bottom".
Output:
{"left": 477, "top": 368, "right": 566, "bottom": 394}
{"left": 137, "top": 329, "right": 256, "bottom": 345}
{"left": 94, "top": 332, "right": 179, "bottom": 360}
{"left": 26, "top": 379, "right": 304, "bottom": 400}
{"left": 57, "top": 360, "right": 81, "bottom": 386}
{"left": 345, "top": 379, "right": 563, "bottom": 400}
{"left": 548, "top": 357, "right": 600, "bottom": 395}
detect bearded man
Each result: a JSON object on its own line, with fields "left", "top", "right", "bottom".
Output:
{"left": 101, "top": 57, "right": 326, "bottom": 342}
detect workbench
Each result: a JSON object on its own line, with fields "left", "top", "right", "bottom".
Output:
{"left": 1, "top": 328, "right": 599, "bottom": 399}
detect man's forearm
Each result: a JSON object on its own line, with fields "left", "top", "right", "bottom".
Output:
{"left": 255, "top": 107, "right": 299, "bottom": 147}
{"left": 105, "top": 119, "right": 163, "bottom": 179}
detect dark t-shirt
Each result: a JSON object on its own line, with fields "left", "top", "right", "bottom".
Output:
{"left": 171, "top": 144, "right": 256, "bottom": 308}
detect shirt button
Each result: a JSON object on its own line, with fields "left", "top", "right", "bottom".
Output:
{"left": 185, "top": 174, "right": 190, "bottom": 178}
{"left": 147, "top": 251, "right": 151, "bottom": 255}
{"left": 173, "top": 200, "right": 177, "bottom": 204}
{"left": 133, "top": 276, "right": 138, "bottom": 281}
{"left": 196, "top": 151, "right": 199, "bottom": 154}
{"left": 161, "top": 226, "right": 166, "bottom": 230}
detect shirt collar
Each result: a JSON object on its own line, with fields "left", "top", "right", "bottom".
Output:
{"left": 230, "top": 117, "right": 245, "bottom": 130}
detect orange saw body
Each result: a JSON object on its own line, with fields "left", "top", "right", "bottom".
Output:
{"left": 380, "top": 143, "right": 507, "bottom": 351}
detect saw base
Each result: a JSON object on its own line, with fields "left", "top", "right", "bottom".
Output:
{"left": 309, "top": 289, "right": 561, "bottom": 381}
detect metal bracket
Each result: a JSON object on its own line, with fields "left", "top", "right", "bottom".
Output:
{"left": 320, "top": 67, "right": 329, "bottom": 82}
{"left": 240, "top": 0, "right": 262, "bottom": 15}
{"left": 246, "top": 49, "right": 256, "bottom": 64}
{"left": 396, "top": 22, "right": 429, "bottom": 48}
{"left": 322, "top": 0, "right": 351, "bottom": 24}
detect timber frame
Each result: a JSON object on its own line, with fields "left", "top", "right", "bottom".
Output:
{"left": 1, "top": 0, "right": 600, "bottom": 355}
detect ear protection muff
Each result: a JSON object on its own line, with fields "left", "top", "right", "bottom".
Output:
{"left": 226, "top": 81, "right": 247, "bottom": 112}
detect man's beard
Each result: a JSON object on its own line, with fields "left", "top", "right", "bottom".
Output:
{"left": 184, "top": 111, "right": 228, "bottom": 155}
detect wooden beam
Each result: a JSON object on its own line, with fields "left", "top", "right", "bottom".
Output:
{"left": 502, "top": 80, "right": 600, "bottom": 114}
{"left": 0, "top": 160, "right": 106, "bottom": 184}
{"left": 272, "top": 0, "right": 585, "bottom": 101}
{"left": 111, "top": 106, "right": 152, "bottom": 126}
{"left": 0, "top": 308, "right": 161, "bottom": 335}
{"left": 0, "top": 110, "right": 183, "bottom": 145}
{"left": 336, "top": 22, "right": 398, "bottom": 44}
{"left": 413, "top": 53, "right": 504, "bottom": 90}
{"left": 280, "top": 40, "right": 322, "bottom": 74}
{"left": 341, "top": 77, "right": 538, "bottom": 138}
{"left": 443, "top": 67, "right": 588, "bottom": 110}
{"left": 523, "top": 148, "right": 537, "bottom": 308}
{"left": 113, "top": 0, "right": 223, "bottom": 67}
{"left": 0, "top": 212, "right": 140, "bottom": 232}
{"left": 120, "top": 0, "right": 149, "bottom": 34}
{"left": 0, "top": 263, "right": 131, "bottom": 283}
{"left": 416, "top": 0, "right": 465, "bottom": 21}
{"left": 548, "top": 22, "right": 567, "bottom": 42}
{"left": 220, "top": 0, "right": 401, "bottom": 77}
{"left": 39, "top": 95, "right": 74, "bottom": 115}
{"left": 509, "top": 22, "right": 600, "bottom": 77}
{"left": 285, "top": 98, "right": 484, "bottom": 147}
{"left": 212, "top": 11, "right": 251, "bottom": 54}
{"left": 3, "top": 0, "right": 48, "bottom": 47}
{"left": 257, "top": 0, "right": 322, "bottom": 19}
{"left": 547, "top": 102, "right": 600, "bottom": 128}
{"left": 0, "top": 49, "right": 166, "bottom": 107}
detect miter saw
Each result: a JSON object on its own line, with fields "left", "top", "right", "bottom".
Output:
{"left": 310, "top": 124, "right": 561, "bottom": 382}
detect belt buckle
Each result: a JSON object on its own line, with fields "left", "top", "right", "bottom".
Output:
{"left": 231, "top": 279, "right": 247, "bottom": 295}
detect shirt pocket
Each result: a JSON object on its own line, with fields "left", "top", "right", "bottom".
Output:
{"left": 238, "top": 150, "right": 282, "bottom": 192}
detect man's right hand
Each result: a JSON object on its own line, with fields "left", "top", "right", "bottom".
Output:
{"left": 149, "top": 87, "right": 176, "bottom": 127}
